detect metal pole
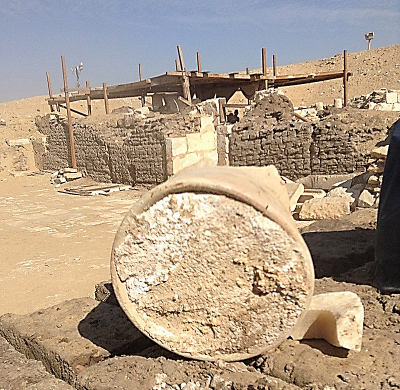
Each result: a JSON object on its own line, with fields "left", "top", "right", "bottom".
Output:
{"left": 61, "top": 55, "right": 77, "bottom": 169}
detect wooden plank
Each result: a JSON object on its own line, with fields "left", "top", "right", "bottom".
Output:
{"left": 61, "top": 55, "right": 77, "bottom": 169}
{"left": 58, "top": 104, "right": 88, "bottom": 117}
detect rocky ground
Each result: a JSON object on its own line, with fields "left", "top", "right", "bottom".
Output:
{"left": 0, "top": 45, "right": 400, "bottom": 389}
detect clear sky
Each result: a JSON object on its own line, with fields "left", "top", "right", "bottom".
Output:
{"left": 1, "top": 0, "right": 399, "bottom": 103}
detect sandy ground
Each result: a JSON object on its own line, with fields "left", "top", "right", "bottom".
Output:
{"left": 0, "top": 174, "right": 148, "bottom": 316}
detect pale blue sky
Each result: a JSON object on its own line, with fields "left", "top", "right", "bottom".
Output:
{"left": 1, "top": 0, "right": 399, "bottom": 103}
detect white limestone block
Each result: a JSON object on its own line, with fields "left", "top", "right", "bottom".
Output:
{"left": 291, "top": 291, "right": 363, "bottom": 351}
{"left": 371, "top": 145, "right": 389, "bottom": 159}
{"left": 357, "top": 189, "right": 375, "bottom": 208}
{"left": 299, "top": 197, "right": 351, "bottom": 220}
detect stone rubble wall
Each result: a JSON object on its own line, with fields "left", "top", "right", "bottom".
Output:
{"left": 350, "top": 89, "right": 400, "bottom": 111}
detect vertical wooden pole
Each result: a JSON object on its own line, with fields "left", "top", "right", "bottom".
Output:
{"left": 177, "top": 45, "right": 186, "bottom": 71}
{"left": 46, "top": 72, "right": 54, "bottom": 112}
{"left": 103, "top": 82, "right": 110, "bottom": 114}
{"left": 246, "top": 67, "right": 250, "bottom": 75}
{"left": 138, "top": 63, "right": 146, "bottom": 107}
{"left": 86, "top": 81, "right": 92, "bottom": 116}
{"left": 61, "top": 55, "right": 77, "bottom": 169}
{"left": 197, "top": 51, "right": 202, "bottom": 73}
{"left": 343, "top": 50, "right": 348, "bottom": 107}
{"left": 273, "top": 55, "right": 277, "bottom": 77}
{"left": 175, "top": 59, "right": 180, "bottom": 72}
{"left": 218, "top": 98, "right": 226, "bottom": 124}
{"left": 262, "top": 48, "right": 267, "bottom": 76}
{"left": 176, "top": 45, "right": 192, "bottom": 104}
{"left": 139, "top": 63, "right": 143, "bottom": 81}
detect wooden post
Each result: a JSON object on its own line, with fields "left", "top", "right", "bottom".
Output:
{"left": 139, "top": 63, "right": 143, "bottom": 81}
{"left": 61, "top": 55, "right": 77, "bottom": 169}
{"left": 175, "top": 59, "right": 180, "bottom": 71}
{"left": 343, "top": 50, "right": 348, "bottom": 107}
{"left": 262, "top": 48, "right": 267, "bottom": 76}
{"left": 103, "top": 82, "right": 110, "bottom": 114}
{"left": 177, "top": 45, "right": 192, "bottom": 105}
{"left": 46, "top": 72, "right": 54, "bottom": 112}
{"left": 273, "top": 55, "right": 277, "bottom": 77}
{"left": 177, "top": 45, "right": 186, "bottom": 71}
{"left": 246, "top": 67, "right": 250, "bottom": 75}
{"left": 197, "top": 51, "right": 202, "bottom": 73}
{"left": 86, "top": 81, "right": 92, "bottom": 116}
{"left": 219, "top": 98, "right": 226, "bottom": 124}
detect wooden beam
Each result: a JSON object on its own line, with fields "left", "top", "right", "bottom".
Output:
{"left": 86, "top": 81, "right": 92, "bottom": 115}
{"left": 58, "top": 104, "right": 88, "bottom": 117}
{"left": 176, "top": 45, "right": 191, "bottom": 104}
{"left": 139, "top": 63, "right": 143, "bottom": 81}
{"left": 343, "top": 50, "right": 348, "bottom": 107}
{"left": 46, "top": 72, "right": 55, "bottom": 112}
{"left": 273, "top": 55, "right": 277, "bottom": 77}
{"left": 175, "top": 59, "right": 180, "bottom": 72}
{"left": 197, "top": 51, "right": 202, "bottom": 73}
{"left": 61, "top": 55, "right": 77, "bottom": 169}
{"left": 103, "top": 82, "right": 110, "bottom": 114}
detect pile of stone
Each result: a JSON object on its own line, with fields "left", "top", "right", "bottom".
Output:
{"left": 349, "top": 89, "right": 400, "bottom": 111}
{"left": 50, "top": 168, "right": 82, "bottom": 186}
{"left": 285, "top": 143, "right": 389, "bottom": 221}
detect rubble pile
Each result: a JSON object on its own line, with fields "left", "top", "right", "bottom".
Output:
{"left": 289, "top": 143, "right": 389, "bottom": 220}
{"left": 349, "top": 89, "right": 400, "bottom": 111}
{"left": 50, "top": 168, "right": 82, "bottom": 186}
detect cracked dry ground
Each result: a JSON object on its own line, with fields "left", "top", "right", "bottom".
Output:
{"left": 1, "top": 175, "right": 400, "bottom": 389}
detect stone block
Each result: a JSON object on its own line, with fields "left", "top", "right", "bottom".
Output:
{"left": 202, "top": 149, "right": 218, "bottom": 164}
{"left": 186, "top": 132, "right": 203, "bottom": 153}
{"left": 200, "top": 130, "right": 216, "bottom": 150}
{"left": 374, "top": 103, "right": 393, "bottom": 111}
{"left": 371, "top": 145, "right": 389, "bottom": 159}
{"left": 200, "top": 115, "right": 214, "bottom": 134}
{"left": 64, "top": 172, "right": 82, "bottom": 181}
{"left": 0, "top": 336, "right": 73, "bottom": 389}
{"left": 291, "top": 291, "right": 363, "bottom": 351}
{"left": 315, "top": 102, "right": 324, "bottom": 110}
{"left": 393, "top": 102, "right": 400, "bottom": 111}
{"left": 367, "top": 175, "right": 380, "bottom": 186}
{"left": 0, "top": 298, "right": 152, "bottom": 387}
{"left": 298, "top": 188, "right": 326, "bottom": 203}
{"left": 172, "top": 153, "right": 202, "bottom": 173}
{"left": 285, "top": 182, "right": 304, "bottom": 211}
{"left": 326, "top": 187, "right": 355, "bottom": 203}
{"left": 169, "top": 136, "right": 187, "bottom": 157}
{"left": 386, "top": 91, "right": 398, "bottom": 104}
{"left": 6, "top": 138, "right": 31, "bottom": 146}
{"left": 357, "top": 189, "right": 375, "bottom": 208}
{"left": 299, "top": 197, "right": 351, "bottom": 220}
{"left": 334, "top": 98, "right": 343, "bottom": 108}
{"left": 134, "top": 107, "right": 150, "bottom": 115}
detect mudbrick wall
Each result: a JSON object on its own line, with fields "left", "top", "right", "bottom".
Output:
{"left": 229, "top": 92, "right": 400, "bottom": 180}
{"left": 33, "top": 110, "right": 212, "bottom": 185}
